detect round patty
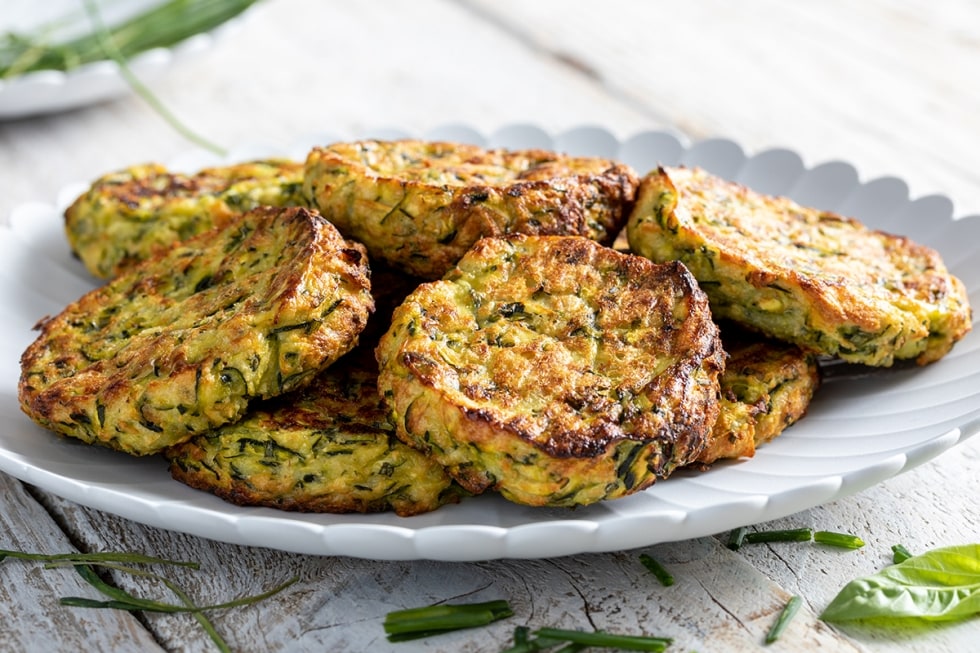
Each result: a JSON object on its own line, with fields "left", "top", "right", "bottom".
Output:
{"left": 376, "top": 235, "right": 725, "bottom": 508}
{"left": 626, "top": 166, "right": 972, "bottom": 366}
{"left": 20, "top": 206, "right": 373, "bottom": 456}
{"left": 303, "top": 139, "right": 639, "bottom": 279}
{"left": 165, "top": 350, "right": 463, "bottom": 517}
{"left": 65, "top": 159, "right": 306, "bottom": 279}
{"left": 694, "top": 326, "right": 820, "bottom": 465}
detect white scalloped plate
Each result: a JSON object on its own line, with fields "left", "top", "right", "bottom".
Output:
{"left": 1, "top": 124, "right": 978, "bottom": 561}
{"left": 0, "top": 0, "right": 250, "bottom": 119}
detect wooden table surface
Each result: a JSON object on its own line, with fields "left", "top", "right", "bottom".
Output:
{"left": 1, "top": 1, "right": 979, "bottom": 651}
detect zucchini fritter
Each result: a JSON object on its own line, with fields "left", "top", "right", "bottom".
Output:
{"left": 695, "top": 328, "right": 820, "bottom": 465}
{"left": 626, "top": 166, "right": 972, "bottom": 366}
{"left": 303, "top": 139, "right": 639, "bottom": 279}
{"left": 20, "top": 206, "right": 373, "bottom": 456}
{"left": 165, "top": 352, "right": 463, "bottom": 517}
{"left": 166, "top": 260, "right": 454, "bottom": 516}
{"left": 376, "top": 235, "right": 725, "bottom": 508}
{"left": 65, "top": 159, "right": 306, "bottom": 278}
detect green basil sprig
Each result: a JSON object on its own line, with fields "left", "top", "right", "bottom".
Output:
{"left": 821, "top": 544, "right": 980, "bottom": 623}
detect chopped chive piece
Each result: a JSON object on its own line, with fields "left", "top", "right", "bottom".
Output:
{"left": 891, "top": 544, "right": 913, "bottom": 564}
{"left": 744, "top": 528, "right": 813, "bottom": 544}
{"left": 383, "top": 600, "right": 513, "bottom": 642}
{"left": 533, "top": 628, "right": 672, "bottom": 652}
{"left": 554, "top": 643, "right": 587, "bottom": 652}
{"left": 765, "top": 595, "right": 802, "bottom": 644}
{"left": 727, "top": 526, "right": 748, "bottom": 550}
{"left": 639, "top": 553, "right": 675, "bottom": 586}
{"left": 500, "top": 636, "right": 583, "bottom": 653}
{"left": 528, "top": 634, "right": 570, "bottom": 650}
{"left": 501, "top": 626, "right": 571, "bottom": 652}
{"left": 384, "top": 599, "right": 512, "bottom": 625}
{"left": 813, "top": 531, "right": 865, "bottom": 550}
{"left": 514, "top": 626, "right": 530, "bottom": 645}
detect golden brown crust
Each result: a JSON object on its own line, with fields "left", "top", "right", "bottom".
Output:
{"left": 64, "top": 159, "right": 307, "bottom": 278}
{"left": 626, "top": 166, "right": 972, "bottom": 366}
{"left": 20, "top": 206, "right": 373, "bottom": 456}
{"left": 303, "top": 139, "right": 639, "bottom": 279}
{"left": 376, "top": 235, "right": 725, "bottom": 507}
{"left": 165, "top": 354, "right": 463, "bottom": 517}
{"left": 695, "top": 327, "right": 820, "bottom": 464}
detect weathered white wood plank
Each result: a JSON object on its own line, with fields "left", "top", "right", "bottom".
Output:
{"left": 36, "top": 432, "right": 976, "bottom": 650}
{"left": 0, "top": 0, "right": 654, "bottom": 225}
{"left": 720, "top": 437, "right": 980, "bottom": 652}
{"left": 6, "top": 0, "right": 980, "bottom": 216}
{"left": 463, "top": 0, "right": 980, "bottom": 216}
{"left": 32, "top": 433, "right": 979, "bottom": 651}
{"left": 14, "top": 435, "right": 979, "bottom": 652}
{"left": 31, "top": 488, "right": 867, "bottom": 652}
{"left": 0, "top": 474, "right": 165, "bottom": 652}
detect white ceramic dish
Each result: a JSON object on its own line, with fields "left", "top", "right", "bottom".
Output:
{"left": 1, "top": 124, "right": 978, "bottom": 561}
{"left": 0, "top": 0, "right": 248, "bottom": 119}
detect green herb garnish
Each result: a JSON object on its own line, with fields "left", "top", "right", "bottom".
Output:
{"left": 813, "top": 530, "right": 865, "bottom": 550}
{"left": 727, "top": 526, "right": 748, "bottom": 550}
{"left": 639, "top": 553, "right": 675, "bottom": 587}
{"left": 891, "top": 543, "right": 913, "bottom": 564}
{"left": 499, "top": 626, "right": 576, "bottom": 652}
{"left": 1, "top": 0, "right": 257, "bottom": 78}
{"left": 532, "top": 628, "right": 673, "bottom": 652}
{"left": 744, "top": 527, "right": 814, "bottom": 544}
{"left": 1, "top": 548, "right": 297, "bottom": 653}
{"left": 80, "top": 0, "right": 232, "bottom": 154}
{"left": 383, "top": 599, "right": 514, "bottom": 642}
{"left": 765, "top": 595, "right": 801, "bottom": 644}
{"left": 0, "top": 0, "right": 252, "bottom": 154}
{"left": 728, "top": 526, "right": 866, "bottom": 550}
{"left": 821, "top": 543, "right": 980, "bottom": 623}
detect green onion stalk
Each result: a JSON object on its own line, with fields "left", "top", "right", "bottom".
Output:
{"left": 1, "top": 0, "right": 257, "bottom": 155}
{"left": 1, "top": 0, "right": 258, "bottom": 78}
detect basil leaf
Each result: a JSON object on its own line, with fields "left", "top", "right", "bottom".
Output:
{"left": 821, "top": 544, "right": 980, "bottom": 622}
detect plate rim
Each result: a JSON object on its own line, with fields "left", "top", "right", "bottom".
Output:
{"left": 1, "top": 123, "right": 978, "bottom": 561}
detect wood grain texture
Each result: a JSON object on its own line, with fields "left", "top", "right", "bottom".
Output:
{"left": 24, "top": 439, "right": 979, "bottom": 652}
{"left": 0, "top": 0, "right": 653, "bottom": 223}
{"left": 38, "top": 488, "right": 870, "bottom": 652}
{"left": 464, "top": 0, "right": 980, "bottom": 216}
{"left": 725, "top": 440, "right": 980, "bottom": 651}
{"left": 1, "top": 1, "right": 978, "bottom": 651}
{"left": 0, "top": 474, "right": 165, "bottom": 652}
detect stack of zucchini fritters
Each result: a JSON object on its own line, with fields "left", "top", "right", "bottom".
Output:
{"left": 18, "top": 139, "right": 972, "bottom": 513}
